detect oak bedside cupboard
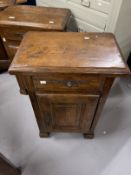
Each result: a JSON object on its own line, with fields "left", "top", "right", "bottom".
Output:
{"left": 0, "top": 5, "right": 71, "bottom": 69}
{"left": 9, "top": 32, "right": 130, "bottom": 139}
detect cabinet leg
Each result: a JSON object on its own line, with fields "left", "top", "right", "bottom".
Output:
{"left": 19, "top": 89, "right": 28, "bottom": 95}
{"left": 83, "top": 132, "right": 94, "bottom": 139}
{"left": 40, "top": 132, "right": 50, "bottom": 138}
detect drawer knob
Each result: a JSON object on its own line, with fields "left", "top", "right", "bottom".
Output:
{"left": 8, "top": 16, "right": 16, "bottom": 20}
{"left": 49, "top": 20, "right": 54, "bottom": 24}
{"left": 67, "top": 81, "right": 73, "bottom": 87}
{"left": 84, "top": 36, "right": 90, "bottom": 40}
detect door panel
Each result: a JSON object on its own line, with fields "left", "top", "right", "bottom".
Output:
{"left": 52, "top": 103, "right": 83, "bottom": 129}
{"left": 36, "top": 93, "right": 99, "bottom": 132}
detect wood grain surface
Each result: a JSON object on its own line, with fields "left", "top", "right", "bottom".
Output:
{"left": 9, "top": 32, "right": 130, "bottom": 75}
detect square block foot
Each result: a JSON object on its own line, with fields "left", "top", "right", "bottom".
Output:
{"left": 40, "top": 132, "right": 50, "bottom": 138}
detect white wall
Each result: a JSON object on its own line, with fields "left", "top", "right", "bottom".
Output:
{"left": 114, "top": 0, "right": 131, "bottom": 60}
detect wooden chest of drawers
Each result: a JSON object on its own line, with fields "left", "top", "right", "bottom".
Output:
{"left": 0, "top": 5, "right": 71, "bottom": 69}
{"left": 0, "top": 0, "right": 13, "bottom": 70}
{"left": 9, "top": 32, "right": 130, "bottom": 138}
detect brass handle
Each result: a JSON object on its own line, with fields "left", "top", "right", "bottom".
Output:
{"left": 44, "top": 112, "right": 50, "bottom": 126}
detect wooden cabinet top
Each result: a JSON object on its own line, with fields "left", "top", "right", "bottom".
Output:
{"left": 0, "top": 5, "right": 71, "bottom": 30}
{"left": 9, "top": 32, "right": 130, "bottom": 76}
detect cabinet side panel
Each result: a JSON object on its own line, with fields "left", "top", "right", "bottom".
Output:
{"left": 90, "top": 77, "right": 115, "bottom": 133}
{"left": 22, "top": 76, "right": 46, "bottom": 134}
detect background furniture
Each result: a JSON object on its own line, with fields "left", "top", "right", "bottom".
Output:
{"left": 0, "top": 0, "right": 13, "bottom": 71}
{"left": 0, "top": 153, "right": 21, "bottom": 175}
{"left": 0, "top": 0, "right": 27, "bottom": 71}
{"left": 0, "top": 0, "right": 27, "bottom": 10}
{"left": 0, "top": 37, "right": 9, "bottom": 70}
{"left": 9, "top": 32, "right": 130, "bottom": 138}
{"left": 0, "top": 5, "right": 71, "bottom": 69}
{"left": 36, "top": 0, "right": 131, "bottom": 60}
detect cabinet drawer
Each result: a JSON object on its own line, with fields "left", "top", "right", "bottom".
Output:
{"left": 2, "top": 39, "right": 20, "bottom": 60}
{"left": 90, "top": 0, "right": 111, "bottom": 14}
{"left": 2, "top": 32, "right": 24, "bottom": 41}
{"left": 32, "top": 74, "right": 104, "bottom": 94}
{"left": 70, "top": 0, "right": 111, "bottom": 14}
{"left": 1, "top": 30, "right": 25, "bottom": 41}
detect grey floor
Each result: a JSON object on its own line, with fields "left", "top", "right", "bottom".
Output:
{"left": 0, "top": 72, "right": 131, "bottom": 175}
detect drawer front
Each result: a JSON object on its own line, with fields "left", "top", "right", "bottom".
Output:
{"left": 32, "top": 74, "right": 104, "bottom": 94}
{"left": 2, "top": 32, "right": 24, "bottom": 41}
{"left": 90, "top": 0, "right": 111, "bottom": 14}
{"left": 36, "top": 93, "right": 99, "bottom": 132}
{"left": 0, "top": 29, "right": 25, "bottom": 41}
{"left": 2, "top": 38, "right": 20, "bottom": 60}
{"left": 70, "top": 0, "right": 111, "bottom": 14}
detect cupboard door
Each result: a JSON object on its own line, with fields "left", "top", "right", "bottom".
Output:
{"left": 36, "top": 93, "right": 99, "bottom": 132}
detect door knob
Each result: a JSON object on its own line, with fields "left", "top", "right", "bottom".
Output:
{"left": 67, "top": 81, "right": 73, "bottom": 87}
